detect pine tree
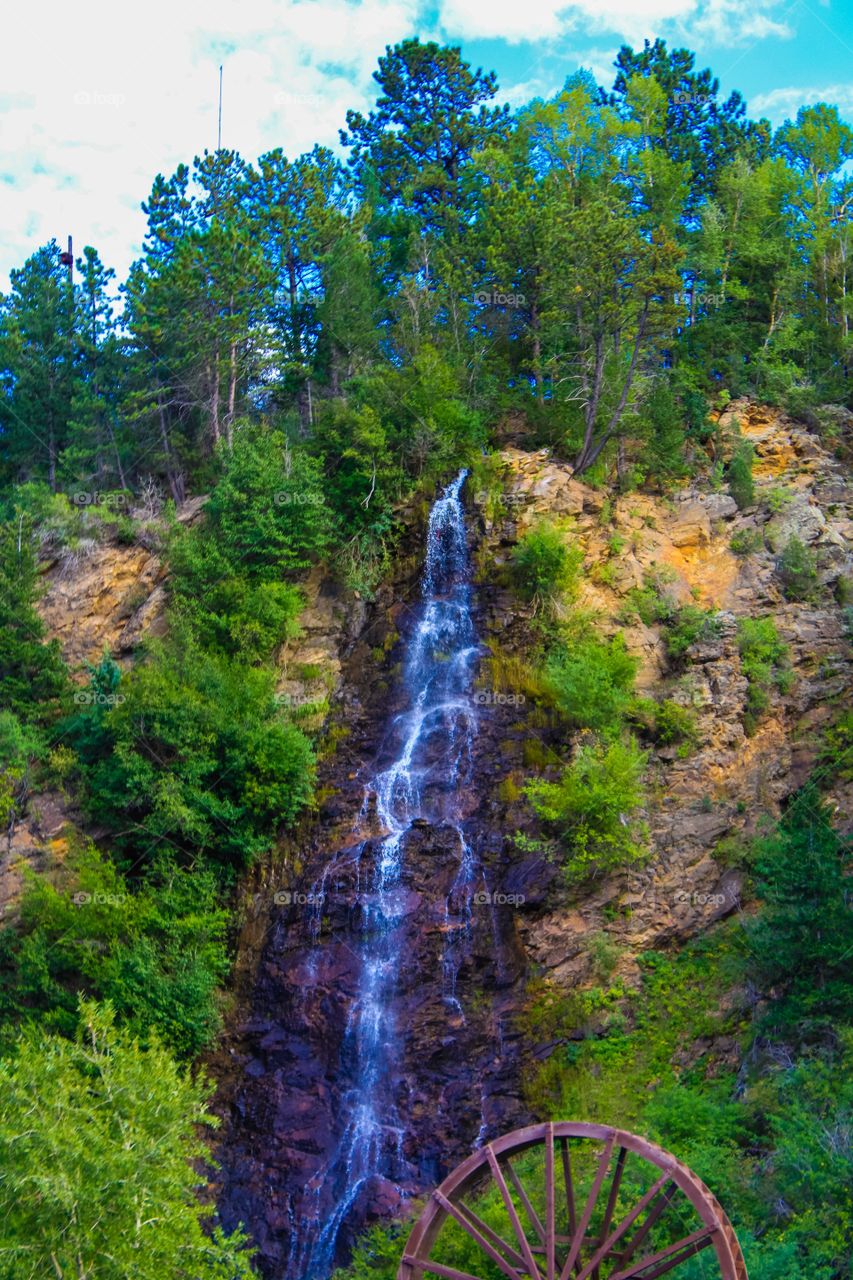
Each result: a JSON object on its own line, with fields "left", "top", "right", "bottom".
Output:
{"left": 0, "top": 241, "right": 75, "bottom": 490}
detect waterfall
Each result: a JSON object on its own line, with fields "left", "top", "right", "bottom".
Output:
{"left": 295, "top": 469, "right": 483, "bottom": 1278}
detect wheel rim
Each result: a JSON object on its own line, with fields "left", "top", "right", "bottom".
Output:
{"left": 398, "top": 1122, "right": 748, "bottom": 1280}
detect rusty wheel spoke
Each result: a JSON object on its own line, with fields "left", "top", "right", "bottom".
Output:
{"left": 433, "top": 1189, "right": 527, "bottom": 1280}
{"left": 486, "top": 1146, "right": 545, "bottom": 1278}
{"left": 607, "top": 1227, "right": 715, "bottom": 1279}
{"left": 398, "top": 1124, "right": 748, "bottom": 1280}
{"left": 559, "top": 1134, "right": 616, "bottom": 1280}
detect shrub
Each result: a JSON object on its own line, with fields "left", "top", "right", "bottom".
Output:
{"left": 511, "top": 521, "right": 583, "bottom": 610}
{"left": 640, "top": 380, "right": 688, "bottom": 484}
{"left": 526, "top": 737, "right": 648, "bottom": 882}
{"left": 765, "top": 485, "right": 793, "bottom": 514}
{"left": 0, "top": 520, "right": 69, "bottom": 723}
{"left": 737, "top": 617, "right": 790, "bottom": 732}
{"left": 819, "top": 711, "right": 853, "bottom": 783}
{"left": 66, "top": 645, "right": 315, "bottom": 872}
{"left": 776, "top": 536, "right": 819, "bottom": 602}
{"left": 727, "top": 441, "right": 755, "bottom": 509}
{"left": 543, "top": 633, "right": 638, "bottom": 736}
{"left": 730, "top": 527, "right": 764, "bottom": 556}
{"left": 654, "top": 699, "right": 699, "bottom": 748}
{"left": 169, "top": 428, "right": 331, "bottom": 656}
{"left": 665, "top": 606, "right": 722, "bottom": 661}
{"left": 621, "top": 566, "right": 679, "bottom": 626}
{"left": 0, "top": 711, "right": 44, "bottom": 829}
{"left": 745, "top": 788, "right": 853, "bottom": 1037}
{"left": 0, "top": 845, "right": 230, "bottom": 1058}
{"left": 0, "top": 1002, "right": 254, "bottom": 1279}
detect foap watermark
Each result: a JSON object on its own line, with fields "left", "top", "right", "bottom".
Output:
{"left": 473, "top": 890, "right": 525, "bottom": 907}
{"left": 72, "top": 891, "right": 127, "bottom": 907}
{"left": 273, "top": 889, "right": 325, "bottom": 907}
{"left": 274, "top": 491, "right": 326, "bottom": 506}
{"left": 695, "top": 292, "right": 724, "bottom": 309}
{"left": 475, "top": 289, "right": 526, "bottom": 308}
{"left": 71, "top": 490, "right": 131, "bottom": 508}
{"left": 672, "top": 92, "right": 711, "bottom": 106}
{"left": 273, "top": 91, "right": 326, "bottom": 109}
{"left": 674, "top": 889, "right": 733, "bottom": 909}
{"left": 274, "top": 691, "right": 323, "bottom": 709}
{"left": 474, "top": 489, "right": 526, "bottom": 508}
{"left": 472, "top": 690, "right": 526, "bottom": 707}
{"left": 73, "top": 89, "right": 126, "bottom": 108}
{"left": 73, "top": 690, "right": 126, "bottom": 707}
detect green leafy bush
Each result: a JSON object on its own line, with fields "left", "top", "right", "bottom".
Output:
{"left": 169, "top": 428, "right": 330, "bottom": 656}
{"left": 0, "top": 711, "right": 45, "bottom": 829}
{"left": 0, "top": 844, "right": 230, "bottom": 1058}
{"left": 0, "top": 520, "right": 68, "bottom": 723}
{"left": 746, "top": 787, "right": 853, "bottom": 1038}
{"left": 511, "top": 521, "right": 583, "bottom": 610}
{"left": 654, "top": 699, "right": 699, "bottom": 749}
{"left": 776, "top": 535, "right": 819, "bottom": 602}
{"left": 727, "top": 440, "right": 755, "bottom": 509}
{"left": 737, "top": 616, "right": 791, "bottom": 733}
{"left": 665, "top": 605, "right": 722, "bottom": 661}
{"left": 640, "top": 380, "right": 688, "bottom": 484}
{"left": 622, "top": 566, "right": 679, "bottom": 626}
{"left": 0, "top": 1001, "right": 254, "bottom": 1279}
{"left": 526, "top": 737, "right": 648, "bottom": 881}
{"left": 542, "top": 633, "right": 638, "bottom": 736}
{"left": 730, "top": 527, "right": 764, "bottom": 556}
{"left": 66, "top": 646, "right": 315, "bottom": 872}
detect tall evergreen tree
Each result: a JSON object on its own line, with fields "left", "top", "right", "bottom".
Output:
{"left": 0, "top": 241, "right": 75, "bottom": 490}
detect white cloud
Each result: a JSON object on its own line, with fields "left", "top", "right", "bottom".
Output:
{"left": 751, "top": 82, "right": 853, "bottom": 122}
{"left": 0, "top": 0, "right": 423, "bottom": 284}
{"left": 436, "top": 0, "right": 793, "bottom": 45}
{"left": 0, "top": 0, "right": 814, "bottom": 286}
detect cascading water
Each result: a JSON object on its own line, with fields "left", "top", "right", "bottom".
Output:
{"left": 216, "top": 470, "right": 526, "bottom": 1280}
{"left": 296, "top": 470, "right": 483, "bottom": 1277}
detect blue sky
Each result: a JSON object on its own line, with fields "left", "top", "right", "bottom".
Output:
{"left": 1, "top": 0, "right": 851, "bottom": 287}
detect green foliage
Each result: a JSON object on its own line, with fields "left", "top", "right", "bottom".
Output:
{"left": 66, "top": 643, "right": 314, "bottom": 872}
{"left": 665, "top": 604, "right": 723, "bottom": 661}
{"left": 730, "top": 526, "right": 764, "bottom": 556}
{"left": 820, "top": 711, "right": 853, "bottom": 782}
{"left": 640, "top": 379, "right": 688, "bottom": 484}
{"left": 312, "top": 400, "right": 404, "bottom": 535}
{"left": 737, "top": 616, "right": 791, "bottom": 732}
{"left": 0, "top": 711, "right": 45, "bottom": 828}
{"left": 169, "top": 428, "right": 329, "bottom": 657}
{"left": 526, "top": 737, "right": 648, "bottom": 881}
{"left": 747, "top": 1038, "right": 853, "bottom": 1277}
{"left": 0, "top": 519, "right": 68, "bottom": 724}
{"left": 765, "top": 484, "right": 794, "bottom": 514}
{"left": 0, "top": 1001, "right": 254, "bottom": 1279}
{"left": 511, "top": 521, "right": 583, "bottom": 609}
{"left": 631, "top": 696, "right": 699, "bottom": 750}
{"left": 745, "top": 787, "right": 853, "bottom": 1039}
{"left": 542, "top": 632, "right": 638, "bottom": 735}
{"left": 0, "top": 844, "right": 230, "bottom": 1058}
{"left": 622, "top": 565, "right": 679, "bottom": 626}
{"left": 776, "top": 535, "right": 819, "bottom": 602}
{"left": 727, "top": 440, "right": 755, "bottom": 509}
{"left": 329, "top": 1223, "right": 405, "bottom": 1280}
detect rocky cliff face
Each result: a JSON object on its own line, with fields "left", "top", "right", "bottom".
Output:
{"left": 210, "top": 402, "right": 851, "bottom": 1274}
{"left": 24, "top": 401, "right": 852, "bottom": 1273}
{"left": 472, "top": 399, "right": 851, "bottom": 986}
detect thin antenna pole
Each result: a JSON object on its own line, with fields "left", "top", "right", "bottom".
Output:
{"left": 217, "top": 65, "right": 223, "bottom": 150}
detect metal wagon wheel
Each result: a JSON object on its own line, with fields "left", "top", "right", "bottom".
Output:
{"left": 398, "top": 1122, "right": 748, "bottom": 1280}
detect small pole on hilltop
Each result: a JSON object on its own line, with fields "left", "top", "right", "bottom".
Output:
{"left": 217, "top": 65, "right": 223, "bottom": 150}
{"left": 60, "top": 234, "right": 73, "bottom": 286}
